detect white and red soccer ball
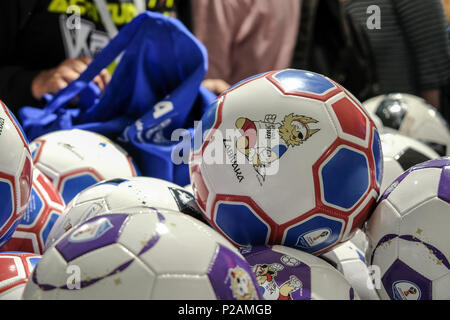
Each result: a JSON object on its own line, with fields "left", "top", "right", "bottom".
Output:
{"left": 367, "top": 157, "right": 450, "bottom": 300}
{"left": 1, "top": 168, "right": 65, "bottom": 254}
{"left": 0, "top": 101, "right": 33, "bottom": 248}
{"left": 0, "top": 252, "right": 40, "bottom": 300}
{"left": 189, "top": 69, "right": 383, "bottom": 255}
{"left": 29, "top": 129, "right": 140, "bottom": 204}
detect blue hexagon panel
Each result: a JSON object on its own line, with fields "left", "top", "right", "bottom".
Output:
{"left": 20, "top": 188, "right": 43, "bottom": 226}
{"left": 0, "top": 219, "right": 21, "bottom": 247}
{"left": 372, "top": 128, "right": 383, "bottom": 186}
{"left": 42, "top": 212, "right": 60, "bottom": 245}
{"left": 283, "top": 215, "right": 343, "bottom": 254}
{"left": 61, "top": 174, "right": 100, "bottom": 204}
{"left": 215, "top": 203, "right": 269, "bottom": 246}
{"left": 321, "top": 147, "right": 369, "bottom": 209}
{"left": 273, "top": 69, "right": 336, "bottom": 95}
{"left": 0, "top": 180, "right": 13, "bottom": 228}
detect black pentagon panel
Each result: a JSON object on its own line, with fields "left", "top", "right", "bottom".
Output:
{"left": 375, "top": 97, "right": 408, "bottom": 130}
{"left": 395, "top": 148, "right": 432, "bottom": 171}
{"left": 168, "top": 187, "right": 210, "bottom": 225}
{"left": 423, "top": 141, "right": 447, "bottom": 157}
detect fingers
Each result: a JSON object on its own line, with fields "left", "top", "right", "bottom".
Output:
{"left": 59, "top": 57, "right": 111, "bottom": 92}
{"left": 58, "top": 65, "right": 81, "bottom": 83}
{"left": 202, "top": 79, "right": 230, "bottom": 94}
{"left": 99, "top": 69, "right": 111, "bottom": 86}
{"left": 61, "top": 57, "right": 90, "bottom": 74}
{"left": 31, "top": 57, "right": 109, "bottom": 100}
{"left": 51, "top": 77, "right": 69, "bottom": 93}
{"left": 93, "top": 69, "right": 111, "bottom": 92}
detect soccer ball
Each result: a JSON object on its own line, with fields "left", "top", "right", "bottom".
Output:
{"left": 321, "top": 237, "right": 380, "bottom": 300}
{"left": 241, "top": 245, "right": 359, "bottom": 300}
{"left": 367, "top": 157, "right": 450, "bottom": 300}
{"left": 363, "top": 93, "right": 450, "bottom": 156}
{"left": 29, "top": 129, "right": 140, "bottom": 204}
{"left": 0, "top": 168, "right": 65, "bottom": 254}
{"left": 380, "top": 132, "right": 440, "bottom": 193}
{"left": 0, "top": 101, "right": 33, "bottom": 248}
{"left": 45, "top": 177, "right": 204, "bottom": 250}
{"left": 0, "top": 252, "right": 40, "bottom": 300}
{"left": 189, "top": 69, "right": 382, "bottom": 255}
{"left": 23, "top": 209, "right": 263, "bottom": 300}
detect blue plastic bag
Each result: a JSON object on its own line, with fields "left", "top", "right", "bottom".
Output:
{"left": 19, "top": 11, "right": 216, "bottom": 186}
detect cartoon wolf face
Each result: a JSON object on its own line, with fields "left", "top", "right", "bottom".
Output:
{"left": 228, "top": 267, "right": 259, "bottom": 300}
{"left": 279, "top": 113, "right": 320, "bottom": 147}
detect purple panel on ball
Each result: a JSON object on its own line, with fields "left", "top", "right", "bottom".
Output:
{"left": 382, "top": 259, "right": 432, "bottom": 300}
{"left": 381, "top": 157, "right": 450, "bottom": 202}
{"left": 55, "top": 214, "right": 129, "bottom": 262}
{"left": 349, "top": 287, "right": 355, "bottom": 300}
{"left": 207, "top": 244, "right": 263, "bottom": 300}
{"left": 411, "top": 157, "right": 450, "bottom": 170}
{"left": 242, "top": 245, "right": 312, "bottom": 300}
{"left": 438, "top": 166, "right": 450, "bottom": 203}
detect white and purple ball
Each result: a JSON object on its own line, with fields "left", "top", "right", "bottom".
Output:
{"left": 241, "top": 245, "right": 359, "bottom": 300}
{"left": 367, "top": 157, "right": 450, "bottom": 300}
{"left": 24, "top": 208, "right": 262, "bottom": 300}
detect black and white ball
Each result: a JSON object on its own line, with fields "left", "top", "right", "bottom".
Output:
{"left": 363, "top": 93, "right": 450, "bottom": 156}
{"left": 380, "top": 132, "right": 440, "bottom": 193}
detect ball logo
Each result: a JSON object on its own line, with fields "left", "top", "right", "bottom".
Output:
{"left": 296, "top": 228, "right": 331, "bottom": 248}
{"left": 235, "top": 113, "right": 320, "bottom": 184}
{"left": 392, "top": 281, "right": 421, "bottom": 300}
{"left": 228, "top": 266, "right": 259, "bottom": 300}
{"left": 69, "top": 217, "right": 113, "bottom": 243}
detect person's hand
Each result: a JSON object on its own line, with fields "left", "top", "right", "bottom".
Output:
{"left": 202, "top": 79, "right": 230, "bottom": 95}
{"left": 31, "top": 57, "right": 111, "bottom": 100}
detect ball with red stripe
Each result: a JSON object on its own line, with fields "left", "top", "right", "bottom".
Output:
{"left": 0, "top": 252, "right": 40, "bottom": 300}
{"left": 0, "top": 168, "right": 65, "bottom": 254}
{"left": 0, "top": 100, "right": 33, "bottom": 249}
{"left": 29, "top": 129, "right": 140, "bottom": 204}
{"left": 189, "top": 69, "right": 383, "bottom": 255}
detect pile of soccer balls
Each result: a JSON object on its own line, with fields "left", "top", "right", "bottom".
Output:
{"left": 0, "top": 70, "right": 449, "bottom": 300}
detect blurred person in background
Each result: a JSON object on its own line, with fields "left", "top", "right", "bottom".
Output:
{"left": 191, "top": 0, "right": 302, "bottom": 94}
{"left": 443, "top": 0, "right": 450, "bottom": 24}
{"left": 0, "top": 0, "right": 178, "bottom": 115}
{"left": 342, "top": 0, "right": 450, "bottom": 113}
